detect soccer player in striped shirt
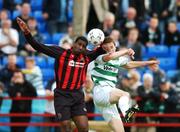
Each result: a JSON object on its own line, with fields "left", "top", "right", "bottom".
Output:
{"left": 16, "top": 17, "right": 106, "bottom": 132}
{"left": 91, "top": 37, "right": 159, "bottom": 132}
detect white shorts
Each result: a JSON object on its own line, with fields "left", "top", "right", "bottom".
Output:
{"left": 93, "top": 84, "right": 121, "bottom": 122}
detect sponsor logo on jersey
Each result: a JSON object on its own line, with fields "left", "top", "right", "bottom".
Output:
{"left": 69, "top": 60, "right": 85, "bottom": 68}
{"left": 103, "top": 65, "right": 117, "bottom": 72}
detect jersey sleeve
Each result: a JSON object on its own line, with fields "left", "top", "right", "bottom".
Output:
{"left": 94, "top": 54, "right": 107, "bottom": 65}
{"left": 24, "top": 33, "right": 65, "bottom": 58}
{"left": 86, "top": 46, "right": 106, "bottom": 62}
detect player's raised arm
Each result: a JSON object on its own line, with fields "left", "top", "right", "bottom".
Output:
{"left": 122, "top": 60, "right": 159, "bottom": 70}
{"left": 102, "top": 48, "right": 134, "bottom": 62}
{"left": 16, "top": 17, "right": 64, "bottom": 58}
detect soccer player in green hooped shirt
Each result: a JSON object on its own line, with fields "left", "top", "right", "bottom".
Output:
{"left": 91, "top": 37, "right": 159, "bottom": 132}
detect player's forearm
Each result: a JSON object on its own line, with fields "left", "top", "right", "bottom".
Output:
{"left": 103, "top": 50, "right": 127, "bottom": 62}
{"left": 24, "top": 33, "right": 44, "bottom": 52}
{"left": 124, "top": 61, "right": 154, "bottom": 69}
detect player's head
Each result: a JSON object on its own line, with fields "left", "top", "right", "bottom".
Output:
{"left": 72, "top": 36, "right": 88, "bottom": 55}
{"left": 101, "top": 37, "right": 116, "bottom": 53}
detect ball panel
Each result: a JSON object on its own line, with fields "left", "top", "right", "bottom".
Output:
{"left": 87, "top": 28, "right": 105, "bottom": 45}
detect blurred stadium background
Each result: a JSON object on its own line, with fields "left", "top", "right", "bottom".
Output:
{"left": 0, "top": 0, "right": 180, "bottom": 132}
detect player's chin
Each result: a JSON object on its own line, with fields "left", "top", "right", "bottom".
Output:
{"left": 74, "top": 50, "right": 85, "bottom": 55}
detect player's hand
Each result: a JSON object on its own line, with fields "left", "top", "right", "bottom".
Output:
{"left": 148, "top": 60, "right": 160, "bottom": 71}
{"left": 16, "top": 17, "right": 30, "bottom": 34}
{"left": 127, "top": 48, "right": 135, "bottom": 60}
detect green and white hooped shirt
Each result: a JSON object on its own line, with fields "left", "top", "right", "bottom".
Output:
{"left": 91, "top": 54, "right": 129, "bottom": 87}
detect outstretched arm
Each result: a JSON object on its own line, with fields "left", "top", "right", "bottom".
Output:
{"left": 122, "top": 60, "right": 159, "bottom": 70}
{"left": 16, "top": 17, "right": 64, "bottom": 58}
{"left": 102, "top": 48, "right": 134, "bottom": 62}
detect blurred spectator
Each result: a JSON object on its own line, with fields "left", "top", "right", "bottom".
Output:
{"left": 178, "top": 48, "right": 180, "bottom": 69}
{"left": 120, "top": 7, "right": 138, "bottom": 37}
{"left": 59, "top": 25, "right": 73, "bottom": 46}
{"left": 0, "top": 82, "right": 4, "bottom": 108}
{"left": 0, "top": 19, "right": 19, "bottom": 55}
{"left": 22, "top": 57, "right": 44, "bottom": 96}
{"left": 108, "top": 0, "right": 119, "bottom": 15}
{"left": 44, "top": 78, "right": 60, "bottom": 132}
{"left": 0, "top": 54, "right": 19, "bottom": 90}
{"left": 60, "top": 35, "right": 73, "bottom": 50}
{"left": 136, "top": 73, "right": 159, "bottom": 132}
{"left": 19, "top": 17, "right": 43, "bottom": 56}
{"left": 60, "top": 39, "right": 72, "bottom": 50}
{"left": 102, "top": 12, "right": 115, "bottom": 36}
{"left": 8, "top": 69, "right": 37, "bottom": 132}
{"left": 86, "top": 0, "right": 109, "bottom": 33}
{"left": 121, "top": 28, "right": 142, "bottom": 61}
{"left": 12, "top": 2, "right": 31, "bottom": 32}
{"left": 118, "top": 73, "right": 135, "bottom": 98}
{"left": 141, "top": 17, "right": 161, "bottom": 46}
{"left": 110, "top": 29, "right": 121, "bottom": 48}
{"left": 171, "top": 70, "right": 180, "bottom": 113}
{"left": 42, "top": 0, "right": 69, "bottom": 34}
{"left": 118, "top": 0, "right": 146, "bottom": 21}
{"left": 148, "top": 57, "right": 165, "bottom": 88}
{"left": 164, "top": 21, "right": 180, "bottom": 46}
{"left": 147, "top": 0, "right": 176, "bottom": 32}
{"left": 0, "top": 9, "right": 9, "bottom": 27}
{"left": 129, "top": 70, "right": 142, "bottom": 91}
{"left": 157, "top": 77, "right": 179, "bottom": 132}
{"left": 176, "top": 0, "right": 180, "bottom": 21}
{"left": 2, "top": 0, "right": 30, "bottom": 12}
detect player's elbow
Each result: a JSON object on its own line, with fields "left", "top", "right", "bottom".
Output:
{"left": 102, "top": 56, "right": 111, "bottom": 62}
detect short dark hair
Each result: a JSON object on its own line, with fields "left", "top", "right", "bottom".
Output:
{"left": 75, "top": 36, "right": 88, "bottom": 46}
{"left": 148, "top": 57, "right": 157, "bottom": 61}
{"left": 168, "top": 20, "right": 177, "bottom": 25}
{"left": 28, "top": 17, "right": 36, "bottom": 21}
{"left": 102, "top": 37, "right": 115, "bottom": 45}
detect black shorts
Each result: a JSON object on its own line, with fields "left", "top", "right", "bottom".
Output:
{"left": 54, "top": 88, "right": 87, "bottom": 121}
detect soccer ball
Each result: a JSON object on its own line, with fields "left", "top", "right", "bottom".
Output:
{"left": 87, "top": 28, "right": 105, "bottom": 45}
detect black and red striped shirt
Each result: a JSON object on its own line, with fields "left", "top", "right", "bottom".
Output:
{"left": 25, "top": 33, "right": 105, "bottom": 91}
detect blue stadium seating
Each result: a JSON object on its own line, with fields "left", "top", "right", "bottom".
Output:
{"left": 2, "top": 56, "right": 25, "bottom": 68}
{"left": 159, "top": 57, "right": 177, "bottom": 70}
{"left": 47, "top": 57, "right": 55, "bottom": 68}
{"left": 41, "top": 68, "right": 54, "bottom": 81}
{"left": 177, "top": 22, "right": 180, "bottom": 32}
{"left": 6, "top": 10, "right": 12, "bottom": 19}
{"left": 30, "top": 0, "right": 43, "bottom": 11}
{"left": 167, "top": 70, "right": 178, "bottom": 79}
{"left": 0, "top": 0, "right": 2, "bottom": 10}
{"left": 12, "top": 10, "right": 21, "bottom": 19}
{"left": 34, "top": 57, "right": 47, "bottom": 68}
{"left": 141, "top": 45, "right": 146, "bottom": 57}
{"left": 147, "top": 45, "right": 169, "bottom": 58}
{"left": 37, "top": 22, "right": 47, "bottom": 33}
{"left": 67, "top": 0, "right": 74, "bottom": 23}
{"left": 170, "top": 45, "right": 180, "bottom": 58}
{"left": 41, "top": 33, "right": 52, "bottom": 44}
{"left": 52, "top": 33, "right": 65, "bottom": 44}
{"left": 14, "top": 0, "right": 22, "bottom": 4}
{"left": 33, "top": 11, "right": 44, "bottom": 22}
